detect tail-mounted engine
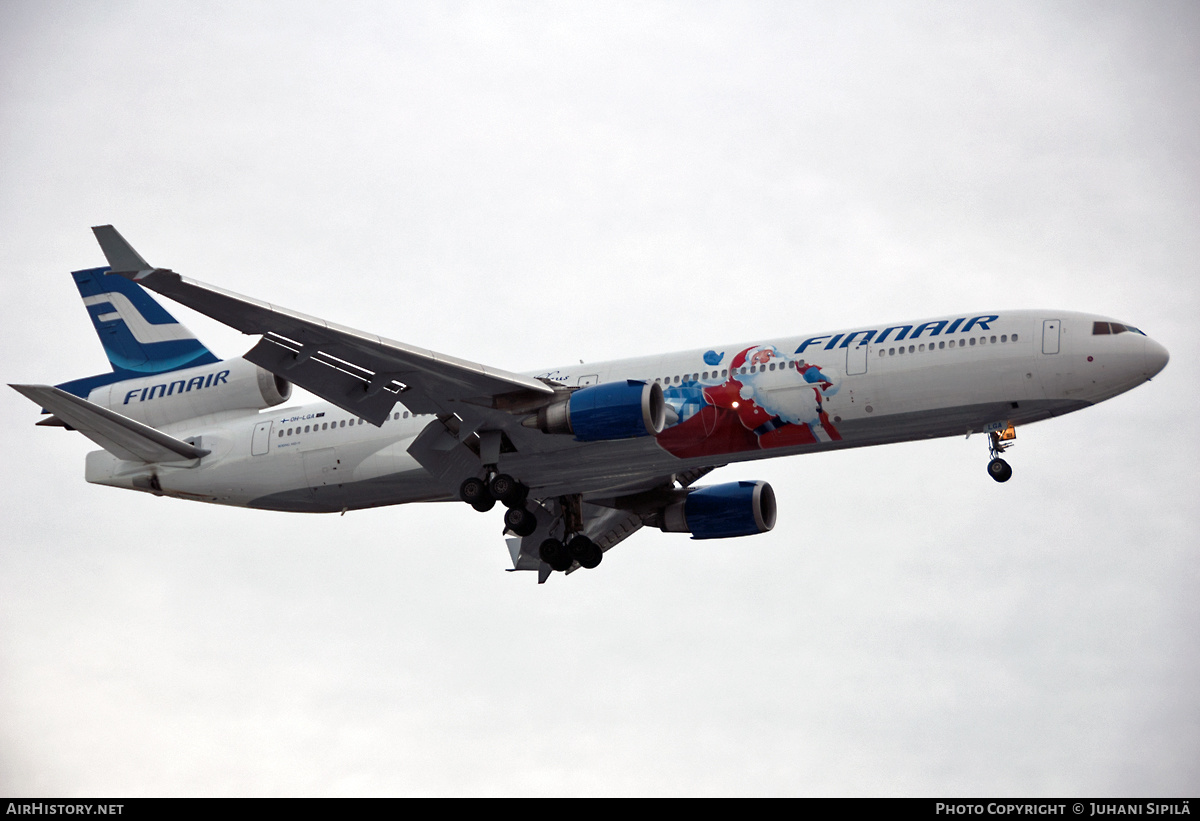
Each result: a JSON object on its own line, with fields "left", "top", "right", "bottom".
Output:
{"left": 82, "top": 356, "right": 291, "bottom": 428}
{"left": 660, "top": 480, "right": 777, "bottom": 539}
{"left": 530, "top": 380, "right": 666, "bottom": 441}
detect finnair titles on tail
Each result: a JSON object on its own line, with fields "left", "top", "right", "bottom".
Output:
{"left": 12, "top": 227, "right": 1169, "bottom": 582}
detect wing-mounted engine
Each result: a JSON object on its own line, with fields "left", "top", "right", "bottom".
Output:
{"left": 527, "top": 380, "right": 666, "bottom": 441}
{"left": 659, "top": 480, "right": 777, "bottom": 539}
{"left": 79, "top": 356, "right": 290, "bottom": 428}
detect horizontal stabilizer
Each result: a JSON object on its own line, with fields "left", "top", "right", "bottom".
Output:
{"left": 10, "top": 384, "right": 209, "bottom": 463}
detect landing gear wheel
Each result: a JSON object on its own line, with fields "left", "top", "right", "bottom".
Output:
{"left": 539, "top": 538, "right": 572, "bottom": 572}
{"left": 988, "top": 458, "right": 1013, "bottom": 483}
{"left": 568, "top": 535, "right": 602, "bottom": 569}
{"left": 460, "top": 477, "right": 492, "bottom": 507}
{"left": 471, "top": 496, "right": 496, "bottom": 512}
{"left": 503, "top": 506, "right": 538, "bottom": 537}
{"left": 489, "top": 474, "right": 528, "bottom": 508}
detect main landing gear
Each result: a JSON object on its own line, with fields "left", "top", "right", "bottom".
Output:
{"left": 459, "top": 477, "right": 603, "bottom": 572}
{"left": 459, "top": 472, "right": 538, "bottom": 536}
{"left": 986, "top": 425, "right": 1016, "bottom": 483}
{"left": 538, "top": 534, "right": 602, "bottom": 572}
{"left": 537, "top": 493, "right": 602, "bottom": 572}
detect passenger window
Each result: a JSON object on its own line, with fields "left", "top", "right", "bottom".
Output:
{"left": 1012, "top": 334, "right": 1018, "bottom": 342}
{"left": 990, "top": 336, "right": 997, "bottom": 343}
{"left": 969, "top": 338, "right": 976, "bottom": 346}
{"left": 908, "top": 345, "right": 914, "bottom": 353}
{"left": 278, "top": 430, "right": 283, "bottom": 438}
{"left": 949, "top": 340, "right": 956, "bottom": 348}
{"left": 1001, "top": 335, "right": 1007, "bottom": 343}
{"left": 889, "top": 348, "right": 895, "bottom": 355}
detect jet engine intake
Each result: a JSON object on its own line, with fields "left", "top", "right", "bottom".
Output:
{"left": 533, "top": 380, "right": 666, "bottom": 441}
{"left": 660, "top": 480, "right": 777, "bottom": 539}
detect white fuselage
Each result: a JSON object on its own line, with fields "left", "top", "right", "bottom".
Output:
{"left": 83, "top": 309, "right": 1168, "bottom": 511}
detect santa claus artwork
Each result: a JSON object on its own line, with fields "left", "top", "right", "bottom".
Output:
{"left": 656, "top": 344, "right": 842, "bottom": 459}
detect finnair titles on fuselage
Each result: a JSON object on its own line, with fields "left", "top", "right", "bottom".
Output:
{"left": 11, "top": 226, "right": 1169, "bottom": 582}
{"left": 121, "top": 369, "right": 231, "bottom": 406}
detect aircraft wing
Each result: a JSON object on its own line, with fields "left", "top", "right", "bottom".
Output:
{"left": 9, "top": 384, "right": 209, "bottom": 463}
{"left": 92, "top": 226, "right": 555, "bottom": 427}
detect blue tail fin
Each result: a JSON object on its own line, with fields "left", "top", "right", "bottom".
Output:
{"left": 56, "top": 267, "right": 220, "bottom": 398}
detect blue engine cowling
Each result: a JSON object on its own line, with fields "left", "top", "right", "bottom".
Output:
{"left": 535, "top": 380, "right": 666, "bottom": 441}
{"left": 660, "top": 481, "right": 777, "bottom": 539}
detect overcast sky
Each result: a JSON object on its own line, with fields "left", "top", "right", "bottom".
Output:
{"left": 1, "top": 0, "right": 1197, "bottom": 796}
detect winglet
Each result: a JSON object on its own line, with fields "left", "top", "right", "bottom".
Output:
{"left": 91, "top": 225, "right": 154, "bottom": 275}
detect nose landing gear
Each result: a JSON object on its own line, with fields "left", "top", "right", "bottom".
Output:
{"left": 986, "top": 424, "right": 1016, "bottom": 483}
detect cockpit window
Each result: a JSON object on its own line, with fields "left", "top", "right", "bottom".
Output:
{"left": 1094, "top": 321, "right": 1146, "bottom": 336}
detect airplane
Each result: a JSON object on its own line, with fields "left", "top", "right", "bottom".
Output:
{"left": 11, "top": 226, "right": 1170, "bottom": 582}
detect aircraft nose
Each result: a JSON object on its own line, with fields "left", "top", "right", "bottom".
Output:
{"left": 1144, "top": 337, "right": 1169, "bottom": 379}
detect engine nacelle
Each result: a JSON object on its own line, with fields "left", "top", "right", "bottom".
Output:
{"left": 85, "top": 356, "right": 291, "bottom": 428}
{"left": 534, "top": 380, "right": 666, "bottom": 441}
{"left": 660, "top": 480, "right": 777, "bottom": 539}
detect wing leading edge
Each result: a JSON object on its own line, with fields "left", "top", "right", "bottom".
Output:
{"left": 92, "top": 225, "right": 555, "bottom": 426}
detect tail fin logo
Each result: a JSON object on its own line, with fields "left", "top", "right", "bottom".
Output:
{"left": 68, "top": 267, "right": 219, "bottom": 381}
{"left": 83, "top": 292, "right": 195, "bottom": 344}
